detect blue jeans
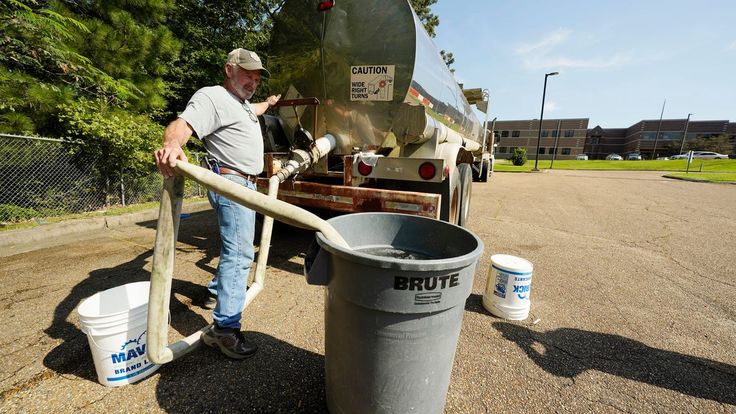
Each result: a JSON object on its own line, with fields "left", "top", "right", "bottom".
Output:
{"left": 207, "top": 175, "right": 256, "bottom": 329}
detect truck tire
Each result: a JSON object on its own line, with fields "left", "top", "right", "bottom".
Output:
{"left": 479, "top": 159, "right": 490, "bottom": 182}
{"left": 456, "top": 163, "right": 472, "bottom": 227}
{"left": 439, "top": 172, "right": 460, "bottom": 224}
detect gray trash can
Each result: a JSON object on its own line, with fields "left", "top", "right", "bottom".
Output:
{"left": 305, "top": 213, "right": 484, "bottom": 414}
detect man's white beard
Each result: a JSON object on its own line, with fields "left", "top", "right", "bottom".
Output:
{"left": 232, "top": 82, "right": 255, "bottom": 101}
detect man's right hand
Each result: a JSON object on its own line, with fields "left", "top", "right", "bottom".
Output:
{"left": 156, "top": 118, "right": 194, "bottom": 178}
{"left": 154, "top": 145, "right": 188, "bottom": 178}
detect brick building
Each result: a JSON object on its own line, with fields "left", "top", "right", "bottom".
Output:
{"left": 493, "top": 118, "right": 735, "bottom": 160}
{"left": 493, "top": 118, "right": 589, "bottom": 160}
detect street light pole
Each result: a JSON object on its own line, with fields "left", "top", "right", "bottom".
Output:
{"left": 533, "top": 71, "right": 559, "bottom": 171}
{"left": 550, "top": 119, "right": 561, "bottom": 169}
{"left": 678, "top": 113, "right": 693, "bottom": 155}
{"left": 650, "top": 99, "right": 666, "bottom": 160}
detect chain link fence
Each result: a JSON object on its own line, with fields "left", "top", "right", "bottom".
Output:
{"left": 0, "top": 134, "right": 206, "bottom": 224}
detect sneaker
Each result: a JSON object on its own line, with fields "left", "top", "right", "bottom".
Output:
{"left": 202, "top": 325, "right": 258, "bottom": 360}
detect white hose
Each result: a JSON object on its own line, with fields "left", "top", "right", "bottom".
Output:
{"left": 148, "top": 155, "right": 347, "bottom": 364}
{"left": 245, "top": 175, "right": 279, "bottom": 309}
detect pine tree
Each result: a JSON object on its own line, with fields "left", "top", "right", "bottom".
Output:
{"left": 162, "top": 0, "right": 282, "bottom": 120}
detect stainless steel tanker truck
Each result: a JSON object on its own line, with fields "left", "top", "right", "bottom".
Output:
{"left": 145, "top": 0, "right": 496, "bottom": 371}
{"left": 256, "top": 0, "right": 494, "bottom": 226}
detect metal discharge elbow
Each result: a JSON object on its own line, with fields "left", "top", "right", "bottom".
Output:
{"left": 274, "top": 134, "right": 337, "bottom": 182}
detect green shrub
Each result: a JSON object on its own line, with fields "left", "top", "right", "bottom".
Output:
{"left": 509, "top": 148, "right": 527, "bottom": 166}
{"left": 0, "top": 204, "right": 37, "bottom": 222}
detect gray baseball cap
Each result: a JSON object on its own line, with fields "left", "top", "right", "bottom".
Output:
{"left": 227, "top": 48, "right": 270, "bottom": 78}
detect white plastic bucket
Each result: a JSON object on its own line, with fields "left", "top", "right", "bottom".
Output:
{"left": 77, "top": 281, "right": 159, "bottom": 386}
{"left": 483, "top": 254, "right": 534, "bottom": 320}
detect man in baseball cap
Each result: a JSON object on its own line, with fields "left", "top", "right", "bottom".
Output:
{"left": 227, "top": 48, "right": 270, "bottom": 79}
{"left": 155, "top": 47, "right": 280, "bottom": 360}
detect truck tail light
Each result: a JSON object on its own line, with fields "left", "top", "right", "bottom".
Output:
{"left": 357, "top": 161, "right": 373, "bottom": 176}
{"left": 318, "top": 0, "right": 335, "bottom": 11}
{"left": 418, "top": 162, "right": 436, "bottom": 180}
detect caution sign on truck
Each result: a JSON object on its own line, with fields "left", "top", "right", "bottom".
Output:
{"left": 350, "top": 65, "right": 395, "bottom": 101}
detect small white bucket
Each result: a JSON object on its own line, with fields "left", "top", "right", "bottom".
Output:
{"left": 483, "top": 254, "right": 534, "bottom": 320}
{"left": 77, "top": 281, "right": 160, "bottom": 387}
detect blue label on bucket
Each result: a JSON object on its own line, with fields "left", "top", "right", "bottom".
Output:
{"left": 513, "top": 284, "right": 531, "bottom": 300}
{"left": 493, "top": 271, "right": 508, "bottom": 298}
{"left": 513, "top": 275, "right": 532, "bottom": 300}
{"left": 106, "top": 330, "right": 155, "bottom": 382}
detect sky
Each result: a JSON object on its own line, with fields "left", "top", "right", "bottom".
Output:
{"left": 430, "top": 0, "right": 736, "bottom": 128}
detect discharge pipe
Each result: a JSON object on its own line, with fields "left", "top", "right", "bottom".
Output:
{"left": 423, "top": 114, "right": 481, "bottom": 152}
{"left": 394, "top": 105, "right": 481, "bottom": 152}
{"left": 148, "top": 150, "right": 345, "bottom": 364}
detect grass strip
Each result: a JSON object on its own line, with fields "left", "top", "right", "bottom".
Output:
{"left": 494, "top": 159, "right": 736, "bottom": 172}
{"left": 664, "top": 172, "right": 736, "bottom": 183}
{"left": 1, "top": 197, "right": 208, "bottom": 232}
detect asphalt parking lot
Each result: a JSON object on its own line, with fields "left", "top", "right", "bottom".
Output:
{"left": 1, "top": 170, "right": 734, "bottom": 413}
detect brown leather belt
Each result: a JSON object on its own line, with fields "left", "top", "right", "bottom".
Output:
{"left": 219, "top": 167, "right": 258, "bottom": 183}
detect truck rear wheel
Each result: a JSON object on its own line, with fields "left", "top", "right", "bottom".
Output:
{"left": 439, "top": 172, "right": 460, "bottom": 224}
{"left": 479, "top": 159, "right": 490, "bottom": 182}
{"left": 456, "top": 163, "right": 472, "bottom": 227}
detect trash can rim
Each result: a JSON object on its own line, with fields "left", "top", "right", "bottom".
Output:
{"left": 315, "top": 213, "right": 484, "bottom": 271}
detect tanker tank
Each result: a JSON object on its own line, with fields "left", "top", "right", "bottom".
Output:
{"left": 268, "top": 0, "right": 482, "bottom": 156}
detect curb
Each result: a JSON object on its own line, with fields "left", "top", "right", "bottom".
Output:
{"left": 662, "top": 175, "right": 736, "bottom": 185}
{"left": 0, "top": 201, "right": 212, "bottom": 253}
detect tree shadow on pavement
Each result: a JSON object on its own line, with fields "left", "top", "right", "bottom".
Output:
{"left": 493, "top": 322, "right": 736, "bottom": 406}
{"left": 154, "top": 332, "right": 326, "bottom": 413}
{"left": 42, "top": 249, "right": 209, "bottom": 382}
{"left": 137, "top": 209, "right": 315, "bottom": 278}
{"left": 256, "top": 221, "right": 316, "bottom": 277}
{"left": 129, "top": 212, "right": 326, "bottom": 412}
{"left": 138, "top": 210, "right": 221, "bottom": 277}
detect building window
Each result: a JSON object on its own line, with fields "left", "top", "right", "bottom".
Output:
{"left": 549, "top": 147, "right": 556, "bottom": 155}
{"left": 494, "top": 131, "right": 500, "bottom": 139}
{"left": 561, "top": 148, "right": 571, "bottom": 155}
{"left": 501, "top": 130, "right": 509, "bottom": 137}
{"left": 551, "top": 130, "right": 558, "bottom": 138}
{"left": 512, "top": 130, "right": 520, "bottom": 137}
{"left": 541, "top": 130, "right": 549, "bottom": 137}
{"left": 499, "top": 147, "right": 508, "bottom": 153}
{"left": 641, "top": 132, "right": 657, "bottom": 140}
{"left": 661, "top": 132, "right": 683, "bottom": 140}
{"left": 564, "top": 129, "right": 574, "bottom": 137}
{"left": 539, "top": 147, "right": 546, "bottom": 154}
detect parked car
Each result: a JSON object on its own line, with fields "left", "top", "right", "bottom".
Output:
{"left": 729, "top": 154, "right": 736, "bottom": 159}
{"left": 575, "top": 154, "right": 589, "bottom": 160}
{"left": 669, "top": 153, "right": 690, "bottom": 160}
{"left": 691, "top": 151, "right": 729, "bottom": 160}
{"left": 605, "top": 153, "right": 623, "bottom": 161}
{"left": 626, "top": 153, "right": 642, "bottom": 160}
{"left": 656, "top": 156, "right": 670, "bottom": 160}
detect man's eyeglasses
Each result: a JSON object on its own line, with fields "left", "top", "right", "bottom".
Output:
{"left": 244, "top": 103, "right": 258, "bottom": 123}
